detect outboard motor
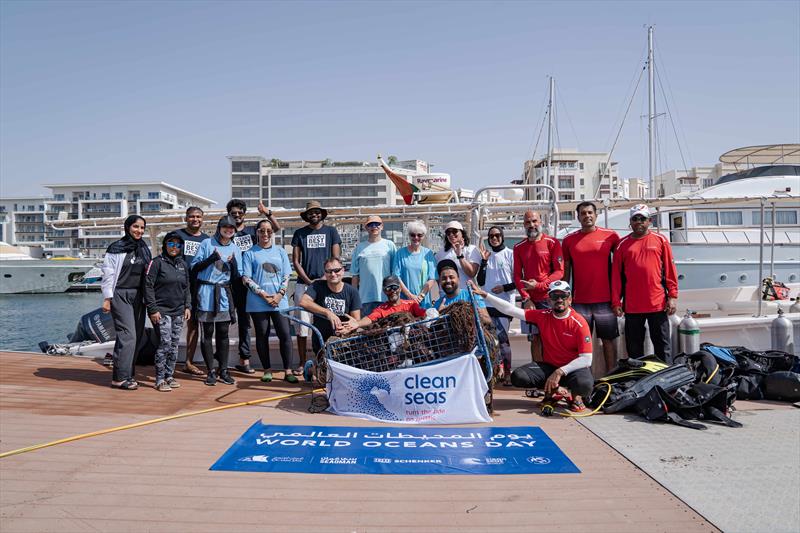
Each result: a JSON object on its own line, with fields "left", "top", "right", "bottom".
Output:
{"left": 678, "top": 310, "right": 700, "bottom": 355}
{"left": 771, "top": 307, "right": 794, "bottom": 354}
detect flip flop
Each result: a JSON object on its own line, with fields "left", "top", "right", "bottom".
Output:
{"left": 292, "top": 368, "right": 304, "bottom": 377}
{"left": 183, "top": 364, "right": 205, "bottom": 376}
{"left": 111, "top": 380, "right": 138, "bottom": 390}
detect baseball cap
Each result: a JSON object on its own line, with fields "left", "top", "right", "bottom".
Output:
{"left": 382, "top": 275, "right": 401, "bottom": 288}
{"left": 630, "top": 204, "right": 651, "bottom": 219}
{"left": 444, "top": 221, "right": 464, "bottom": 232}
{"left": 548, "top": 280, "right": 572, "bottom": 295}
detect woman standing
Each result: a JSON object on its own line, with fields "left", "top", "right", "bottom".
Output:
{"left": 101, "top": 215, "right": 151, "bottom": 390}
{"left": 477, "top": 226, "right": 516, "bottom": 385}
{"left": 192, "top": 216, "right": 242, "bottom": 386}
{"left": 435, "top": 221, "right": 481, "bottom": 289}
{"left": 392, "top": 220, "right": 437, "bottom": 306}
{"left": 241, "top": 219, "right": 297, "bottom": 383}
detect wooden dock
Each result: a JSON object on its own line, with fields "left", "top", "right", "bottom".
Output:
{"left": 0, "top": 351, "right": 717, "bottom": 532}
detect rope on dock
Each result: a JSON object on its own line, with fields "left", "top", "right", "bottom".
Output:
{"left": 0, "top": 388, "right": 321, "bottom": 459}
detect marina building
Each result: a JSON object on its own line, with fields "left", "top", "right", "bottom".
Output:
{"left": 652, "top": 164, "right": 739, "bottom": 197}
{"left": 522, "top": 150, "right": 622, "bottom": 220}
{"left": 0, "top": 182, "right": 215, "bottom": 257}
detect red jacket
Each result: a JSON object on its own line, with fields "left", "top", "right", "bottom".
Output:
{"left": 513, "top": 235, "right": 564, "bottom": 302}
{"left": 611, "top": 231, "right": 678, "bottom": 313}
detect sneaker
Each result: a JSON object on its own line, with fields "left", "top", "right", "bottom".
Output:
{"left": 155, "top": 381, "right": 172, "bottom": 392}
{"left": 205, "top": 370, "right": 217, "bottom": 386}
{"left": 218, "top": 371, "right": 236, "bottom": 385}
{"left": 166, "top": 377, "right": 181, "bottom": 389}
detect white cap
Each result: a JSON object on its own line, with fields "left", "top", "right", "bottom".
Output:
{"left": 630, "top": 204, "right": 651, "bottom": 219}
{"left": 444, "top": 221, "right": 464, "bottom": 232}
{"left": 548, "top": 280, "right": 572, "bottom": 294}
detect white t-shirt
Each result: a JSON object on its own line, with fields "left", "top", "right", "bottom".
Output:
{"left": 482, "top": 247, "right": 516, "bottom": 308}
{"left": 435, "top": 244, "right": 481, "bottom": 289}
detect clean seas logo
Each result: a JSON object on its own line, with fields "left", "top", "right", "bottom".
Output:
{"left": 345, "top": 374, "right": 400, "bottom": 420}
{"left": 404, "top": 374, "right": 457, "bottom": 405}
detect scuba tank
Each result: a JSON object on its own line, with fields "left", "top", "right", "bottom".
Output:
{"left": 678, "top": 310, "right": 700, "bottom": 355}
{"left": 771, "top": 306, "right": 794, "bottom": 354}
{"left": 669, "top": 312, "right": 682, "bottom": 358}
{"left": 615, "top": 315, "right": 627, "bottom": 358}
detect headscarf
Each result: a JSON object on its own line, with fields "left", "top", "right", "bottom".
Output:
{"left": 106, "top": 215, "right": 151, "bottom": 263}
{"left": 488, "top": 226, "right": 506, "bottom": 253}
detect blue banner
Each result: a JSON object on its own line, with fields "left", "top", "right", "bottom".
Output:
{"left": 210, "top": 423, "right": 580, "bottom": 475}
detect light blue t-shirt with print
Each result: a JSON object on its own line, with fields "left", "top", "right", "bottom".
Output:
{"left": 241, "top": 244, "right": 292, "bottom": 313}
{"left": 431, "top": 289, "right": 486, "bottom": 310}
{"left": 392, "top": 246, "right": 437, "bottom": 306}
{"left": 192, "top": 238, "right": 242, "bottom": 313}
{"left": 351, "top": 238, "right": 396, "bottom": 304}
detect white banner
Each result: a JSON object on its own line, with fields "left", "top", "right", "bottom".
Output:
{"left": 326, "top": 352, "right": 492, "bottom": 424}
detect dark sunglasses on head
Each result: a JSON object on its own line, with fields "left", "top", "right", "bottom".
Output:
{"left": 325, "top": 267, "right": 343, "bottom": 274}
{"left": 408, "top": 233, "right": 423, "bottom": 238}
{"left": 383, "top": 284, "right": 400, "bottom": 291}
{"left": 549, "top": 292, "right": 569, "bottom": 301}
{"left": 631, "top": 215, "right": 648, "bottom": 222}
{"left": 366, "top": 222, "right": 382, "bottom": 229}
{"left": 166, "top": 241, "right": 183, "bottom": 249}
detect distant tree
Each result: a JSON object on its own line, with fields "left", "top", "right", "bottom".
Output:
{"left": 387, "top": 155, "right": 398, "bottom": 166}
{"left": 269, "top": 158, "right": 283, "bottom": 168}
{"left": 323, "top": 158, "right": 333, "bottom": 167}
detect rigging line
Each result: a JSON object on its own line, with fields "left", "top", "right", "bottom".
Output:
{"left": 594, "top": 62, "right": 646, "bottom": 199}
{"left": 655, "top": 56, "right": 690, "bottom": 173}
{"left": 555, "top": 85, "right": 581, "bottom": 151}
{"left": 527, "top": 80, "right": 552, "bottom": 162}
{"left": 604, "top": 41, "right": 649, "bottom": 150}
{"left": 653, "top": 37, "right": 695, "bottom": 168}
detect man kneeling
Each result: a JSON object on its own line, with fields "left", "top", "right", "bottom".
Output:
{"left": 469, "top": 280, "right": 593, "bottom": 413}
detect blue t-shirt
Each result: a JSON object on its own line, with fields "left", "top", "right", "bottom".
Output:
{"left": 431, "top": 289, "right": 486, "bottom": 310}
{"left": 351, "top": 238, "right": 396, "bottom": 304}
{"left": 241, "top": 245, "right": 292, "bottom": 313}
{"left": 191, "top": 238, "right": 242, "bottom": 312}
{"left": 392, "top": 246, "right": 437, "bottom": 306}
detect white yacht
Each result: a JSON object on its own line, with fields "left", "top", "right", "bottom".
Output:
{"left": 0, "top": 242, "right": 95, "bottom": 294}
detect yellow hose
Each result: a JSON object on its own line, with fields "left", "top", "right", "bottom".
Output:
{"left": 0, "top": 388, "right": 321, "bottom": 460}
{"left": 705, "top": 364, "right": 720, "bottom": 384}
{"left": 551, "top": 382, "right": 613, "bottom": 418}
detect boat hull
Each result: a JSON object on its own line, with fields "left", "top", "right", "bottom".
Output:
{"left": 0, "top": 260, "right": 95, "bottom": 294}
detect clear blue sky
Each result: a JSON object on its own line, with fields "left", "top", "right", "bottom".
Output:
{"left": 1, "top": 0, "right": 798, "bottom": 204}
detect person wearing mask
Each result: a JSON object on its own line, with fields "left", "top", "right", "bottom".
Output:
{"left": 432, "top": 260, "right": 492, "bottom": 328}
{"left": 471, "top": 280, "right": 593, "bottom": 413}
{"left": 226, "top": 198, "right": 282, "bottom": 375}
{"left": 101, "top": 215, "right": 151, "bottom": 390}
{"left": 392, "top": 220, "right": 437, "bottom": 306}
{"left": 299, "top": 256, "right": 360, "bottom": 354}
{"left": 477, "top": 226, "right": 516, "bottom": 385}
{"left": 240, "top": 219, "right": 297, "bottom": 384}
{"left": 513, "top": 210, "right": 564, "bottom": 363}
{"left": 435, "top": 221, "right": 481, "bottom": 289}
{"left": 612, "top": 204, "right": 679, "bottom": 363}
{"left": 144, "top": 231, "right": 191, "bottom": 392}
{"left": 292, "top": 201, "right": 342, "bottom": 373}
{"left": 192, "top": 216, "right": 243, "bottom": 386}
{"left": 351, "top": 215, "right": 396, "bottom": 316}
{"left": 174, "top": 206, "right": 209, "bottom": 376}
{"left": 562, "top": 201, "right": 621, "bottom": 372}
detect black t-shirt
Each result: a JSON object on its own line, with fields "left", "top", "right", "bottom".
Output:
{"left": 305, "top": 280, "right": 361, "bottom": 342}
{"left": 233, "top": 226, "right": 258, "bottom": 253}
{"left": 175, "top": 228, "right": 210, "bottom": 262}
{"left": 291, "top": 225, "right": 342, "bottom": 282}
{"left": 115, "top": 251, "right": 147, "bottom": 290}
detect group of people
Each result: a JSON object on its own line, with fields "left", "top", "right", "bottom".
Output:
{"left": 100, "top": 198, "right": 679, "bottom": 413}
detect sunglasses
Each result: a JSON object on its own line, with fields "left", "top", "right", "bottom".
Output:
{"left": 325, "top": 267, "right": 343, "bottom": 274}
{"left": 549, "top": 292, "right": 569, "bottom": 301}
{"left": 408, "top": 233, "right": 424, "bottom": 238}
{"left": 383, "top": 284, "right": 400, "bottom": 291}
{"left": 229, "top": 210, "right": 245, "bottom": 216}
{"left": 445, "top": 229, "right": 460, "bottom": 235}
{"left": 366, "top": 222, "right": 382, "bottom": 229}
{"left": 488, "top": 233, "right": 502, "bottom": 239}
{"left": 257, "top": 229, "right": 273, "bottom": 234}
{"left": 166, "top": 241, "right": 183, "bottom": 249}
{"left": 631, "top": 215, "right": 648, "bottom": 222}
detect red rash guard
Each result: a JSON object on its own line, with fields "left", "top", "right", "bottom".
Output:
{"left": 611, "top": 232, "right": 679, "bottom": 313}
{"left": 367, "top": 299, "right": 426, "bottom": 320}
{"left": 562, "top": 227, "right": 620, "bottom": 304}
{"left": 513, "top": 236, "right": 564, "bottom": 302}
{"left": 524, "top": 309, "right": 593, "bottom": 367}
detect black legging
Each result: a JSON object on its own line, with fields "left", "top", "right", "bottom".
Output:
{"left": 251, "top": 311, "right": 293, "bottom": 370}
{"left": 200, "top": 320, "right": 230, "bottom": 373}
{"left": 511, "top": 361, "right": 594, "bottom": 398}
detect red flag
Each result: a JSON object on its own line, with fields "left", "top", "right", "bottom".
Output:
{"left": 379, "top": 161, "right": 418, "bottom": 205}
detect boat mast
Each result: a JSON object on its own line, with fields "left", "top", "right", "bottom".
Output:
{"left": 647, "top": 25, "right": 655, "bottom": 194}
{"left": 546, "top": 76, "right": 555, "bottom": 199}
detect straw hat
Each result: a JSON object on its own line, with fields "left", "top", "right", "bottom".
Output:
{"left": 300, "top": 201, "right": 328, "bottom": 223}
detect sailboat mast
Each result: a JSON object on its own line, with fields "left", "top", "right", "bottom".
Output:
{"left": 647, "top": 26, "right": 655, "bottom": 194}
{"left": 546, "top": 76, "right": 555, "bottom": 197}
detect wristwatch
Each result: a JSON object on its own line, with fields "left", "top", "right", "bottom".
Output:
{"left": 456, "top": 254, "right": 464, "bottom": 259}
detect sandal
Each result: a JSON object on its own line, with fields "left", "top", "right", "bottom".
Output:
{"left": 292, "top": 368, "right": 304, "bottom": 377}
{"left": 183, "top": 364, "right": 205, "bottom": 376}
{"left": 568, "top": 397, "right": 587, "bottom": 413}
{"left": 285, "top": 373, "right": 299, "bottom": 384}
{"left": 111, "top": 379, "right": 138, "bottom": 390}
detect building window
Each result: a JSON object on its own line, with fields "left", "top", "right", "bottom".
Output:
{"left": 719, "top": 211, "right": 743, "bottom": 225}
{"left": 147, "top": 192, "right": 159, "bottom": 199}
{"left": 115, "top": 192, "right": 124, "bottom": 199}
{"left": 561, "top": 211, "right": 574, "bottom": 221}
{"left": 558, "top": 176, "right": 574, "bottom": 189}
{"left": 101, "top": 193, "right": 110, "bottom": 199}
{"left": 54, "top": 194, "right": 65, "bottom": 201}
{"left": 579, "top": 163, "right": 584, "bottom": 170}
{"left": 752, "top": 210, "right": 798, "bottom": 225}
{"left": 696, "top": 212, "right": 719, "bottom": 226}
{"left": 232, "top": 161, "right": 260, "bottom": 173}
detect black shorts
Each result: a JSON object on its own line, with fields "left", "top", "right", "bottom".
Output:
{"left": 572, "top": 302, "right": 619, "bottom": 340}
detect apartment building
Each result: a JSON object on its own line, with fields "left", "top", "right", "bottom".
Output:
{"left": 0, "top": 197, "right": 49, "bottom": 253}
{"left": 652, "top": 164, "right": 738, "bottom": 197}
